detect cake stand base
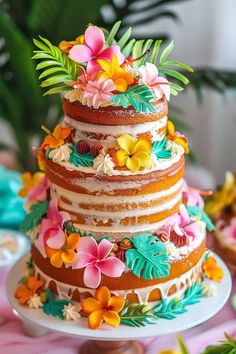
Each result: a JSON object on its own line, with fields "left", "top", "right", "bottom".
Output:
{"left": 6, "top": 254, "right": 232, "bottom": 354}
{"left": 80, "top": 340, "right": 144, "bottom": 354}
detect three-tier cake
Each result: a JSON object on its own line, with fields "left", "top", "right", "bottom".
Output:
{"left": 16, "top": 22, "right": 223, "bottom": 329}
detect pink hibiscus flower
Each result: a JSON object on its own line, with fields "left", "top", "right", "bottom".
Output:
{"left": 222, "top": 217, "right": 236, "bottom": 243}
{"left": 73, "top": 236, "right": 125, "bottom": 289}
{"left": 182, "top": 180, "right": 204, "bottom": 209}
{"left": 68, "top": 26, "right": 125, "bottom": 75}
{"left": 28, "top": 176, "right": 50, "bottom": 202}
{"left": 83, "top": 78, "right": 115, "bottom": 108}
{"left": 169, "top": 204, "right": 197, "bottom": 239}
{"left": 138, "top": 62, "right": 170, "bottom": 101}
{"left": 39, "top": 198, "right": 70, "bottom": 249}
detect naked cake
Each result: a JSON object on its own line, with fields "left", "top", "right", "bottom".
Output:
{"left": 16, "top": 22, "right": 223, "bottom": 329}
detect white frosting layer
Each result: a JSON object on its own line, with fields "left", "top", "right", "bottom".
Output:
{"left": 52, "top": 151, "right": 182, "bottom": 176}
{"left": 51, "top": 179, "right": 183, "bottom": 205}
{"left": 63, "top": 115, "right": 167, "bottom": 144}
{"left": 56, "top": 191, "right": 181, "bottom": 219}
{"left": 33, "top": 254, "right": 205, "bottom": 304}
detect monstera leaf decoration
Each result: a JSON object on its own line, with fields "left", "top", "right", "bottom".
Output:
{"left": 126, "top": 233, "right": 170, "bottom": 280}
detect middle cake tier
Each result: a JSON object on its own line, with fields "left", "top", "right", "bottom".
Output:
{"left": 46, "top": 154, "right": 184, "bottom": 241}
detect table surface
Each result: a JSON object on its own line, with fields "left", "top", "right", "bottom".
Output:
{"left": 1, "top": 252, "right": 236, "bottom": 354}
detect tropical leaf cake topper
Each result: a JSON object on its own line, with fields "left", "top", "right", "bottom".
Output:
{"left": 32, "top": 21, "right": 193, "bottom": 112}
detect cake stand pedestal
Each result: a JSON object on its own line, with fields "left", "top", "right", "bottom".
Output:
{"left": 6, "top": 255, "right": 232, "bottom": 354}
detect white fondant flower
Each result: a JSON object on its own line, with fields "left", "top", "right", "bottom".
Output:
{"left": 27, "top": 294, "right": 43, "bottom": 309}
{"left": 49, "top": 144, "right": 72, "bottom": 163}
{"left": 63, "top": 303, "right": 81, "bottom": 321}
{"left": 201, "top": 280, "right": 218, "bottom": 297}
{"left": 65, "top": 88, "right": 85, "bottom": 103}
{"left": 138, "top": 62, "right": 170, "bottom": 101}
{"left": 93, "top": 154, "right": 115, "bottom": 175}
{"left": 166, "top": 140, "right": 185, "bottom": 156}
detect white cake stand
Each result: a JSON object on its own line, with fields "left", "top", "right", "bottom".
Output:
{"left": 6, "top": 254, "right": 232, "bottom": 354}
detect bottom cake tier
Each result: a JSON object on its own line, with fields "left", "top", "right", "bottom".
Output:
{"left": 31, "top": 237, "right": 206, "bottom": 303}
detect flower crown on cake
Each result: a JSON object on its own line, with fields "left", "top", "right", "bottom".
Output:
{"left": 33, "top": 21, "right": 193, "bottom": 112}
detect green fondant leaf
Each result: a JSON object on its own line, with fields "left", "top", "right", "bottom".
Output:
{"left": 152, "top": 137, "right": 171, "bottom": 159}
{"left": 126, "top": 233, "right": 170, "bottom": 280}
{"left": 20, "top": 201, "right": 49, "bottom": 234}
{"left": 42, "top": 289, "right": 69, "bottom": 320}
{"left": 202, "top": 333, "right": 236, "bottom": 354}
{"left": 112, "top": 85, "right": 155, "bottom": 113}
{"left": 186, "top": 205, "right": 215, "bottom": 231}
{"left": 32, "top": 36, "right": 78, "bottom": 95}
{"left": 152, "top": 282, "right": 203, "bottom": 320}
{"left": 120, "top": 302, "right": 157, "bottom": 327}
{"left": 69, "top": 143, "right": 95, "bottom": 168}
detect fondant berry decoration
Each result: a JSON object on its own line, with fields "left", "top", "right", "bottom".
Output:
{"left": 76, "top": 140, "right": 90, "bottom": 154}
{"left": 116, "top": 250, "right": 126, "bottom": 262}
{"left": 90, "top": 143, "right": 103, "bottom": 157}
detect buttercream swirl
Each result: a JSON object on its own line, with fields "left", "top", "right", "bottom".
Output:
{"left": 93, "top": 154, "right": 115, "bottom": 175}
{"left": 49, "top": 144, "right": 72, "bottom": 163}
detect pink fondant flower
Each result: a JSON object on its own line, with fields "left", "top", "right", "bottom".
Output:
{"left": 73, "top": 236, "right": 125, "bottom": 289}
{"left": 138, "top": 62, "right": 170, "bottom": 101}
{"left": 83, "top": 78, "right": 116, "bottom": 108}
{"left": 28, "top": 176, "right": 50, "bottom": 202}
{"left": 39, "top": 198, "right": 70, "bottom": 249}
{"left": 182, "top": 180, "right": 204, "bottom": 209}
{"left": 68, "top": 26, "right": 125, "bottom": 75}
{"left": 168, "top": 204, "right": 197, "bottom": 239}
{"left": 222, "top": 217, "right": 236, "bottom": 243}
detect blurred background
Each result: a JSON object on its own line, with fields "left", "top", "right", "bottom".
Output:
{"left": 0, "top": 0, "right": 236, "bottom": 185}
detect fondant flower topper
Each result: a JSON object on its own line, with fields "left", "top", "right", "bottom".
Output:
{"left": 32, "top": 21, "right": 193, "bottom": 112}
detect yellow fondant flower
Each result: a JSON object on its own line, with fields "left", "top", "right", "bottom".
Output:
{"left": 158, "top": 351, "right": 181, "bottom": 354}
{"left": 82, "top": 286, "right": 125, "bottom": 329}
{"left": 18, "top": 171, "right": 45, "bottom": 198}
{"left": 205, "top": 172, "right": 236, "bottom": 218}
{"left": 167, "top": 120, "right": 189, "bottom": 154}
{"left": 113, "top": 134, "right": 152, "bottom": 172}
{"left": 97, "top": 55, "right": 134, "bottom": 92}
{"left": 202, "top": 256, "right": 224, "bottom": 283}
{"left": 46, "top": 233, "right": 80, "bottom": 268}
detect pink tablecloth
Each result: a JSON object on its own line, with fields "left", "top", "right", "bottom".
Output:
{"left": 0, "top": 266, "right": 235, "bottom": 354}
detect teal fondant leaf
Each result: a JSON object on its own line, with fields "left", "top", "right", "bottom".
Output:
{"left": 152, "top": 282, "right": 203, "bottom": 320}
{"left": 20, "top": 201, "right": 49, "bottom": 234}
{"left": 112, "top": 85, "right": 155, "bottom": 113}
{"left": 120, "top": 302, "right": 157, "bottom": 327}
{"left": 186, "top": 205, "right": 215, "bottom": 231}
{"left": 42, "top": 289, "right": 70, "bottom": 320}
{"left": 152, "top": 137, "right": 172, "bottom": 159}
{"left": 126, "top": 233, "right": 170, "bottom": 280}
{"left": 69, "top": 143, "right": 95, "bottom": 168}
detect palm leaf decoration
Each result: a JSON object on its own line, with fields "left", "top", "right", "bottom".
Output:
{"left": 152, "top": 137, "right": 171, "bottom": 159}
{"left": 126, "top": 233, "right": 170, "bottom": 279}
{"left": 42, "top": 289, "right": 70, "bottom": 320}
{"left": 152, "top": 282, "right": 202, "bottom": 319}
{"left": 32, "top": 36, "right": 79, "bottom": 95}
{"left": 186, "top": 205, "right": 215, "bottom": 231}
{"left": 120, "top": 302, "right": 157, "bottom": 327}
{"left": 20, "top": 201, "right": 49, "bottom": 234}
{"left": 112, "top": 85, "right": 155, "bottom": 113}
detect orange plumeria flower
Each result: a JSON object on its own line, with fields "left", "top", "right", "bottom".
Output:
{"left": 97, "top": 55, "right": 134, "bottom": 92}
{"left": 15, "top": 276, "right": 44, "bottom": 305}
{"left": 59, "top": 34, "right": 85, "bottom": 52}
{"left": 167, "top": 120, "right": 189, "bottom": 154}
{"left": 45, "top": 233, "right": 80, "bottom": 268}
{"left": 82, "top": 286, "right": 125, "bottom": 329}
{"left": 18, "top": 171, "right": 45, "bottom": 198}
{"left": 202, "top": 256, "right": 224, "bottom": 283}
{"left": 113, "top": 134, "right": 152, "bottom": 172}
{"left": 40, "top": 124, "right": 72, "bottom": 150}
